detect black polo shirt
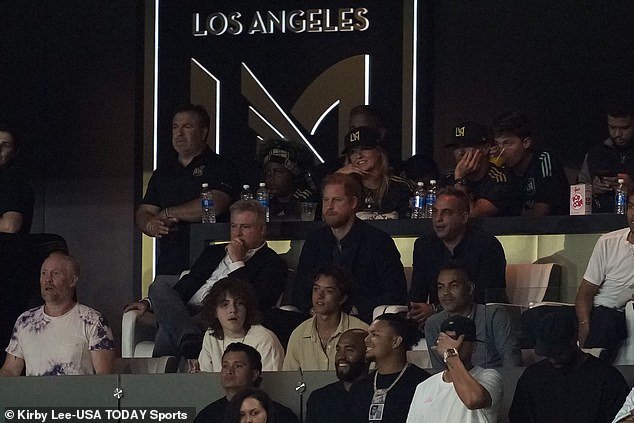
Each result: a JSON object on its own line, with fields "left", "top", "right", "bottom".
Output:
{"left": 142, "top": 146, "right": 239, "bottom": 274}
{"left": 469, "top": 164, "right": 523, "bottom": 216}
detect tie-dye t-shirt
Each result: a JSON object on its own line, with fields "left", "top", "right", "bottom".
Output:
{"left": 6, "top": 303, "right": 115, "bottom": 376}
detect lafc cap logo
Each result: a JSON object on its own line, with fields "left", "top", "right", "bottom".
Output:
{"left": 455, "top": 126, "right": 465, "bottom": 137}
{"left": 349, "top": 130, "right": 361, "bottom": 143}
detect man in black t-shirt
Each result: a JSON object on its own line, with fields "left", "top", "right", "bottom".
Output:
{"left": 445, "top": 122, "right": 522, "bottom": 217}
{"left": 136, "top": 104, "right": 239, "bottom": 274}
{"left": 194, "top": 343, "right": 298, "bottom": 423}
{"left": 578, "top": 97, "right": 634, "bottom": 213}
{"left": 349, "top": 313, "right": 430, "bottom": 423}
{"left": 0, "top": 123, "right": 33, "bottom": 234}
{"left": 509, "top": 311, "right": 629, "bottom": 423}
{"left": 306, "top": 329, "right": 369, "bottom": 423}
{"left": 492, "top": 111, "right": 569, "bottom": 216}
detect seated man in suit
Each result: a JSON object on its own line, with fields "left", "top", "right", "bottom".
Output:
{"left": 125, "top": 200, "right": 287, "bottom": 358}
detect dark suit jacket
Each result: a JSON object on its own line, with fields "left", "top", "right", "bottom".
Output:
{"left": 173, "top": 243, "right": 287, "bottom": 310}
{"left": 293, "top": 218, "right": 407, "bottom": 323}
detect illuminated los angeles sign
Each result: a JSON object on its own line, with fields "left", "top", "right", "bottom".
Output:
{"left": 192, "top": 8, "right": 369, "bottom": 36}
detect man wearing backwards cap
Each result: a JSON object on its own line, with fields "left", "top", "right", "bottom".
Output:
{"left": 509, "top": 310, "right": 628, "bottom": 423}
{"left": 445, "top": 122, "right": 522, "bottom": 217}
{"left": 406, "top": 315, "right": 503, "bottom": 423}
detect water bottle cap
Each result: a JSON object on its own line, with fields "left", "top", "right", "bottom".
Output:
{"left": 243, "top": 184, "right": 250, "bottom": 189}
{"left": 201, "top": 183, "right": 209, "bottom": 188}
{"left": 430, "top": 180, "right": 437, "bottom": 185}
{"left": 618, "top": 178, "right": 625, "bottom": 184}
{"left": 417, "top": 181, "right": 424, "bottom": 186}
{"left": 259, "top": 182, "right": 266, "bottom": 187}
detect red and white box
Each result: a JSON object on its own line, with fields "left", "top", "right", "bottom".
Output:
{"left": 570, "top": 183, "right": 592, "bottom": 215}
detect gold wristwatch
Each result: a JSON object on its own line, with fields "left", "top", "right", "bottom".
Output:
{"left": 443, "top": 347, "right": 459, "bottom": 363}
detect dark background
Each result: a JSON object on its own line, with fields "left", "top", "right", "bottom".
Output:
{"left": 0, "top": 0, "right": 633, "bottom": 344}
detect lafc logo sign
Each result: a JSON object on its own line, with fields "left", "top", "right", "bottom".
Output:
{"left": 190, "top": 55, "right": 369, "bottom": 163}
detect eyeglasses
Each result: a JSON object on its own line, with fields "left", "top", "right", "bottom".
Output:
{"left": 431, "top": 208, "right": 465, "bottom": 218}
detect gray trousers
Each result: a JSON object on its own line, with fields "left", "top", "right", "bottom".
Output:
{"left": 149, "top": 275, "right": 205, "bottom": 357}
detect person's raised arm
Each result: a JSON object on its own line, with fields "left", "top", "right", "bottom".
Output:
{"left": 438, "top": 333, "right": 492, "bottom": 410}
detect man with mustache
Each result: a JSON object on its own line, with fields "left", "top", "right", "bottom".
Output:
{"left": 291, "top": 173, "right": 407, "bottom": 323}
{"left": 305, "top": 329, "right": 369, "bottom": 423}
{"left": 425, "top": 261, "right": 521, "bottom": 369}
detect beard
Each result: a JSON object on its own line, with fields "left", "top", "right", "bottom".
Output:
{"left": 336, "top": 359, "right": 367, "bottom": 382}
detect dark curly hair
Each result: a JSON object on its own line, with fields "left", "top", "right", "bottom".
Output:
{"left": 375, "top": 312, "right": 422, "bottom": 351}
{"left": 201, "top": 277, "right": 261, "bottom": 340}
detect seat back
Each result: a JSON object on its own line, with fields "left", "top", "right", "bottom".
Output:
{"left": 505, "top": 263, "right": 561, "bottom": 306}
{"left": 115, "top": 357, "right": 179, "bottom": 373}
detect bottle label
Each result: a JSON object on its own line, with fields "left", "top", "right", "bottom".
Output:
{"left": 413, "top": 196, "right": 424, "bottom": 208}
{"left": 258, "top": 199, "right": 269, "bottom": 208}
{"left": 202, "top": 198, "right": 214, "bottom": 208}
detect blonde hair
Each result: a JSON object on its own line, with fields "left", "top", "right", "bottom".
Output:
{"left": 345, "top": 146, "right": 391, "bottom": 209}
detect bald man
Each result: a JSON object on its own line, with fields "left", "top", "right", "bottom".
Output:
{"left": 306, "top": 329, "right": 369, "bottom": 423}
{"left": 0, "top": 253, "right": 115, "bottom": 376}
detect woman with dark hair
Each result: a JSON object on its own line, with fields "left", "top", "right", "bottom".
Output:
{"left": 224, "top": 388, "right": 274, "bottom": 423}
{"left": 197, "top": 277, "right": 284, "bottom": 372}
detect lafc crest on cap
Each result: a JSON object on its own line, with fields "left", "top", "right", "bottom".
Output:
{"left": 349, "top": 129, "right": 361, "bottom": 143}
{"left": 455, "top": 126, "right": 466, "bottom": 137}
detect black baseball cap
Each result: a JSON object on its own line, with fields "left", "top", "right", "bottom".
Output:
{"left": 440, "top": 315, "right": 481, "bottom": 342}
{"left": 342, "top": 126, "right": 381, "bottom": 154}
{"left": 534, "top": 310, "right": 577, "bottom": 357}
{"left": 445, "top": 122, "right": 489, "bottom": 149}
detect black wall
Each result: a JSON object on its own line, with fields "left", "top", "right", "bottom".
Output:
{"left": 0, "top": 0, "right": 142, "bottom": 343}
{"left": 429, "top": 0, "right": 634, "bottom": 172}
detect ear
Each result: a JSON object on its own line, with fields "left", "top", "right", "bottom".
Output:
{"left": 351, "top": 195, "right": 359, "bottom": 210}
{"left": 70, "top": 275, "right": 79, "bottom": 288}
{"left": 522, "top": 137, "right": 532, "bottom": 150}
{"left": 338, "top": 294, "right": 349, "bottom": 307}
{"left": 392, "top": 335, "right": 403, "bottom": 350}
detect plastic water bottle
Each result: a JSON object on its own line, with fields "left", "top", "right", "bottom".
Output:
{"left": 615, "top": 178, "right": 627, "bottom": 215}
{"left": 200, "top": 183, "right": 215, "bottom": 223}
{"left": 256, "top": 182, "right": 270, "bottom": 222}
{"left": 240, "top": 184, "right": 253, "bottom": 200}
{"left": 411, "top": 182, "right": 425, "bottom": 219}
{"left": 424, "top": 180, "right": 437, "bottom": 218}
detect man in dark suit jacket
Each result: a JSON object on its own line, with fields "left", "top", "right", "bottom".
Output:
{"left": 292, "top": 173, "right": 407, "bottom": 323}
{"left": 125, "top": 200, "right": 287, "bottom": 358}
